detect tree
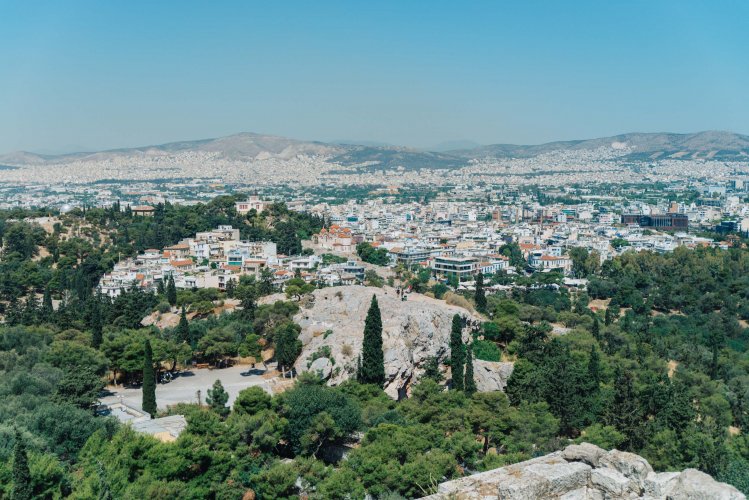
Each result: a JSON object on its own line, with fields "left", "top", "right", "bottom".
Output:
{"left": 464, "top": 343, "right": 477, "bottom": 396}
{"left": 166, "top": 274, "right": 177, "bottom": 306}
{"left": 91, "top": 300, "right": 103, "bottom": 349}
{"left": 42, "top": 286, "right": 54, "bottom": 321}
{"left": 54, "top": 367, "right": 105, "bottom": 411}
{"left": 206, "top": 379, "right": 229, "bottom": 418}
{"left": 606, "top": 369, "right": 642, "bottom": 449}
{"left": 176, "top": 306, "right": 190, "bottom": 343}
{"left": 236, "top": 283, "right": 257, "bottom": 322}
{"left": 450, "top": 314, "right": 465, "bottom": 391}
{"left": 360, "top": 295, "right": 385, "bottom": 386}
{"left": 423, "top": 356, "right": 443, "bottom": 383}
{"left": 12, "top": 430, "right": 32, "bottom": 500}
{"left": 474, "top": 272, "right": 486, "bottom": 313}
{"left": 225, "top": 278, "right": 236, "bottom": 298}
{"left": 591, "top": 315, "right": 600, "bottom": 340}
{"left": 142, "top": 339, "right": 157, "bottom": 417}
{"left": 284, "top": 277, "right": 314, "bottom": 301}
{"left": 234, "top": 386, "right": 272, "bottom": 415}
{"left": 276, "top": 322, "right": 302, "bottom": 377}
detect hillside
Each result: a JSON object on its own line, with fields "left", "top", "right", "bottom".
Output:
{"left": 2, "top": 130, "right": 748, "bottom": 169}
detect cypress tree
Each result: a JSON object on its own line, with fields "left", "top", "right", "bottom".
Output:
{"left": 91, "top": 300, "right": 103, "bottom": 349}
{"left": 360, "top": 295, "right": 385, "bottom": 386}
{"left": 166, "top": 275, "right": 177, "bottom": 306}
{"left": 12, "top": 430, "right": 31, "bottom": 500}
{"left": 142, "top": 339, "right": 157, "bottom": 417}
{"left": 604, "top": 307, "right": 613, "bottom": 326}
{"left": 42, "top": 286, "right": 54, "bottom": 321}
{"left": 592, "top": 316, "right": 600, "bottom": 340}
{"left": 464, "top": 343, "right": 477, "bottom": 395}
{"left": 156, "top": 279, "right": 165, "bottom": 296}
{"left": 450, "top": 314, "right": 465, "bottom": 391}
{"left": 177, "top": 306, "right": 190, "bottom": 343}
{"left": 474, "top": 271, "right": 486, "bottom": 313}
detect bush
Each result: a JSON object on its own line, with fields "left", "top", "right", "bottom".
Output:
{"left": 473, "top": 340, "right": 501, "bottom": 362}
{"left": 444, "top": 292, "right": 474, "bottom": 312}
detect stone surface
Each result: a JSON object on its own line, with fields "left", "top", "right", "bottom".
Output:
{"left": 307, "top": 357, "right": 332, "bottom": 379}
{"left": 669, "top": 468, "right": 745, "bottom": 499}
{"left": 292, "top": 285, "right": 485, "bottom": 398}
{"left": 590, "top": 467, "right": 632, "bottom": 497}
{"left": 422, "top": 444, "right": 746, "bottom": 500}
{"left": 473, "top": 359, "right": 514, "bottom": 392}
{"left": 525, "top": 461, "right": 591, "bottom": 496}
{"left": 563, "top": 443, "right": 606, "bottom": 467}
{"left": 643, "top": 471, "right": 679, "bottom": 497}
{"left": 598, "top": 449, "right": 653, "bottom": 488}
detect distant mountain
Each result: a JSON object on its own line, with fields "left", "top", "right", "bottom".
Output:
{"left": 429, "top": 140, "right": 482, "bottom": 152}
{"left": 450, "top": 131, "right": 749, "bottom": 161}
{"left": 2, "top": 130, "right": 747, "bottom": 168}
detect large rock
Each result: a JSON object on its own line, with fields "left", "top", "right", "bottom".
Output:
{"left": 473, "top": 359, "right": 514, "bottom": 392}
{"left": 423, "top": 444, "right": 746, "bottom": 500}
{"left": 669, "top": 469, "right": 745, "bottom": 499}
{"left": 598, "top": 449, "right": 653, "bottom": 489}
{"left": 293, "top": 286, "right": 483, "bottom": 399}
{"left": 563, "top": 443, "right": 606, "bottom": 467}
{"left": 307, "top": 357, "right": 333, "bottom": 380}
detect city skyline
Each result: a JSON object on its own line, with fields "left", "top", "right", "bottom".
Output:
{"left": 2, "top": 1, "right": 748, "bottom": 153}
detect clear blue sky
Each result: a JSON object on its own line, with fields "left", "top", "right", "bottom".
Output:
{"left": 1, "top": 0, "right": 748, "bottom": 153}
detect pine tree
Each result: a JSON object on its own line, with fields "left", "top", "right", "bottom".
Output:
{"left": 464, "top": 343, "right": 477, "bottom": 395}
{"left": 450, "top": 314, "right": 465, "bottom": 391}
{"left": 423, "top": 355, "right": 443, "bottom": 382}
{"left": 142, "top": 339, "right": 157, "bottom": 417}
{"left": 474, "top": 271, "right": 487, "bottom": 313}
{"left": 360, "top": 295, "right": 385, "bottom": 386}
{"left": 91, "top": 299, "right": 103, "bottom": 349}
{"left": 206, "top": 379, "right": 230, "bottom": 418}
{"left": 166, "top": 275, "right": 177, "bottom": 306}
{"left": 177, "top": 306, "right": 190, "bottom": 343}
{"left": 12, "top": 430, "right": 31, "bottom": 500}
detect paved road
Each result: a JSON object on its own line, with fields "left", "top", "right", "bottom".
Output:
{"left": 101, "top": 363, "right": 280, "bottom": 412}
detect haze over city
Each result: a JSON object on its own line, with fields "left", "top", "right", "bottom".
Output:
{"left": 2, "top": 1, "right": 749, "bottom": 153}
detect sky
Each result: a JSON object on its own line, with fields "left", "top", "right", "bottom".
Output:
{"left": 1, "top": 0, "right": 748, "bottom": 153}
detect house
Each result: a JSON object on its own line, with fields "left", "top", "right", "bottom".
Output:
{"left": 432, "top": 256, "right": 479, "bottom": 281}
{"left": 131, "top": 205, "right": 155, "bottom": 217}
{"left": 235, "top": 195, "right": 269, "bottom": 214}
{"left": 313, "top": 225, "right": 354, "bottom": 252}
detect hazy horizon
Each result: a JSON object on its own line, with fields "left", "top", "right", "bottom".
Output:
{"left": 2, "top": 1, "right": 748, "bottom": 153}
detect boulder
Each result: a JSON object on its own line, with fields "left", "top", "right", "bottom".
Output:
{"left": 598, "top": 449, "right": 653, "bottom": 489}
{"left": 590, "top": 467, "right": 633, "bottom": 497}
{"left": 643, "top": 471, "right": 680, "bottom": 497}
{"left": 668, "top": 469, "right": 746, "bottom": 500}
{"left": 473, "top": 359, "right": 514, "bottom": 392}
{"left": 307, "top": 357, "right": 333, "bottom": 380}
{"left": 562, "top": 443, "right": 606, "bottom": 467}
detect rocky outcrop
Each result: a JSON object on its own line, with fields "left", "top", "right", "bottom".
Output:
{"left": 473, "top": 360, "right": 514, "bottom": 393}
{"left": 422, "top": 443, "right": 745, "bottom": 499}
{"left": 293, "top": 285, "right": 488, "bottom": 399}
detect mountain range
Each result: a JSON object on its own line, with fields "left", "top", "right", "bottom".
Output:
{"left": 2, "top": 130, "right": 748, "bottom": 169}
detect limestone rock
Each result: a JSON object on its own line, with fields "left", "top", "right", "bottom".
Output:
{"left": 643, "top": 471, "right": 679, "bottom": 497}
{"left": 473, "top": 359, "right": 514, "bottom": 392}
{"left": 598, "top": 449, "right": 653, "bottom": 489}
{"left": 562, "top": 443, "right": 606, "bottom": 467}
{"left": 669, "top": 468, "right": 745, "bottom": 499}
{"left": 590, "top": 467, "right": 634, "bottom": 497}
{"left": 307, "top": 357, "right": 333, "bottom": 380}
{"left": 525, "top": 461, "right": 591, "bottom": 496}
{"left": 292, "top": 285, "right": 484, "bottom": 399}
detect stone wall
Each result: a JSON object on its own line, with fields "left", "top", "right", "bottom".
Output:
{"left": 422, "top": 443, "right": 745, "bottom": 499}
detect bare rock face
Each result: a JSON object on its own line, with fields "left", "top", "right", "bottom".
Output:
{"left": 422, "top": 444, "right": 745, "bottom": 499}
{"left": 293, "top": 286, "right": 483, "bottom": 399}
{"left": 473, "top": 360, "right": 514, "bottom": 393}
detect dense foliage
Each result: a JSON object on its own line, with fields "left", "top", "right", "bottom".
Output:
{"left": 4, "top": 202, "right": 749, "bottom": 497}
